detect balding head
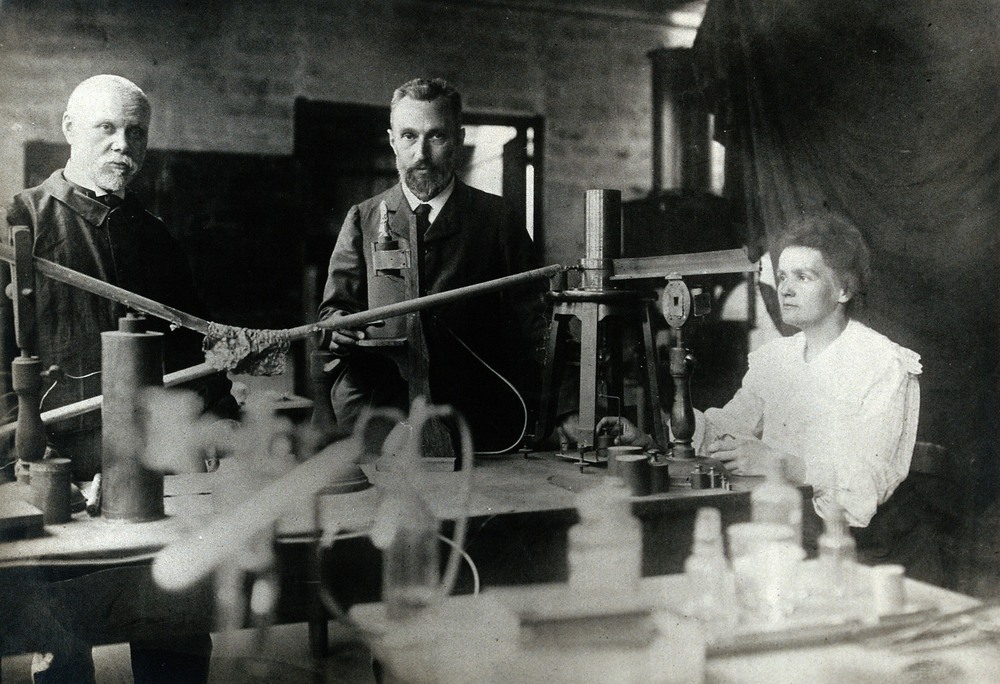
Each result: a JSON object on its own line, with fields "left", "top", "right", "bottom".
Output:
{"left": 62, "top": 75, "right": 151, "bottom": 193}
{"left": 66, "top": 75, "right": 150, "bottom": 121}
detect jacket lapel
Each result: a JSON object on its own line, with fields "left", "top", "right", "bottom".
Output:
{"left": 45, "top": 170, "right": 110, "bottom": 228}
{"left": 423, "top": 181, "right": 464, "bottom": 243}
{"left": 385, "top": 185, "right": 412, "bottom": 241}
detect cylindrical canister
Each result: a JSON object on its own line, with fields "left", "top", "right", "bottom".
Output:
{"left": 582, "top": 189, "right": 621, "bottom": 291}
{"left": 101, "top": 321, "right": 165, "bottom": 521}
{"left": 30, "top": 457, "right": 72, "bottom": 524}
{"left": 607, "top": 445, "right": 643, "bottom": 478}
{"left": 649, "top": 459, "right": 670, "bottom": 494}
{"left": 871, "top": 564, "right": 907, "bottom": 615}
{"left": 595, "top": 433, "right": 613, "bottom": 471}
{"left": 616, "top": 454, "right": 651, "bottom": 497}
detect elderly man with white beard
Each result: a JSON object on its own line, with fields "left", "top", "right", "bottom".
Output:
{"left": 1, "top": 74, "right": 236, "bottom": 481}
{"left": 1, "top": 74, "right": 236, "bottom": 684}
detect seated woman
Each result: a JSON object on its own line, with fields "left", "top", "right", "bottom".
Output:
{"left": 604, "top": 213, "right": 922, "bottom": 531}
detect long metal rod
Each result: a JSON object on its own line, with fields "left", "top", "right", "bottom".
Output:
{"left": 0, "top": 240, "right": 565, "bottom": 343}
{"left": 0, "top": 240, "right": 212, "bottom": 335}
{"left": 284, "top": 263, "right": 568, "bottom": 340}
{"left": 611, "top": 248, "right": 758, "bottom": 280}
{"left": 0, "top": 362, "right": 219, "bottom": 439}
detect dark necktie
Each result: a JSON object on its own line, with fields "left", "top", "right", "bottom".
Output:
{"left": 414, "top": 203, "right": 431, "bottom": 235}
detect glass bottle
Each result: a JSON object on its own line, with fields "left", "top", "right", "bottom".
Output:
{"left": 817, "top": 503, "right": 858, "bottom": 604}
{"left": 684, "top": 507, "right": 737, "bottom": 637}
{"left": 751, "top": 458, "right": 803, "bottom": 547}
{"left": 380, "top": 484, "right": 440, "bottom": 621}
{"left": 567, "top": 477, "right": 641, "bottom": 595}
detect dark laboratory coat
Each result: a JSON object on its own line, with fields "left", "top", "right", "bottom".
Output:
{"left": 1, "top": 170, "right": 236, "bottom": 479}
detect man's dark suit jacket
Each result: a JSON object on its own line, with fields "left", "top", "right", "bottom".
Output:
{"left": 318, "top": 180, "right": 548, "bottom": 452}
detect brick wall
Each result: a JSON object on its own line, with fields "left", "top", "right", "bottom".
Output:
{"left": 0, "top": 0, "right": 697, "bottom": 267}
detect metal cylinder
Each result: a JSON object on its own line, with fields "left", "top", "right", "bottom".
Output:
{"left": 649, "top": 459, "right": 670, "bottom": 494}
{"left": 582, "top": 189, "right": 621, "bottom": 291}
{"left": 607, "top": 445, "right": 643, "bottom": 479}
{"left": 30, "top": 457, "right": 72, "bottom": 524}
{"left": 648, "top": 47, "right": 712, "bottom": 193}
{"left": 101, "top": 320, "right": 165, "bottom": 521}
{"left": 616, "top": 454, "right": 651, "bottom": 497}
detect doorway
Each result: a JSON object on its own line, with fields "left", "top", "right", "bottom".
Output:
{"left": 292, "top": 98, "right": 544, "bottom": 320}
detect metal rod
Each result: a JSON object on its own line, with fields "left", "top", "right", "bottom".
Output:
{"left": 584, "top": 189, "right": 621, "bottom": 263}
{"left": 286, "top": 263, "right": 568, "bottom": 340}
{"left": 1, "top": 237, "right": 563, "bottom": 344}
{"left": 0, "top": 362, "right": 220, "bottom": 439}
{"left": 581, "top": 189, "right": 620, "bottom": 291}
{"left": 611, "top": 248, "right": 758, "bottom": 280}
{"left": 0, "top": 239, "right": 211, "bottom": 335}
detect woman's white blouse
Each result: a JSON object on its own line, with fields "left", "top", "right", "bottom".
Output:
{"left": 703, "top": 320, "right": 922, "bottom": 527}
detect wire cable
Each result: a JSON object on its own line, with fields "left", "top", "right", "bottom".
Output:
{"left": 438, "top": 320, "right": 528, "bottom": 455}
{"left": 438, "top": 532, "right": 480, "bottom": 596}
{"left": 312, "top": 538, "right": 362, "bottom": 633}
{"left": 38, "top": 370, "right": 101, "bottom": 411}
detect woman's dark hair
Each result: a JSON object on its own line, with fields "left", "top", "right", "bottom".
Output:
{"left": 774, "top": 213, "right": 872, "bottom": 310}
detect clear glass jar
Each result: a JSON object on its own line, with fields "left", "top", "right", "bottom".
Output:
{"left": 751, "top": 458, "right": 803, "bottom": 546}
{"left": 381, "top": 488, "right": 440, "bottom": 621}
{"left": 684, "top": 507, "right": 737, "bottom": 637}
{"left": 567, "top": 478, "right": 641, "bottom": 595}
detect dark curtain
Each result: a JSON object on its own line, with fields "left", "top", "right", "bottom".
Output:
{"left": 693, "top": 0, "right": 1000, "bottom": 508}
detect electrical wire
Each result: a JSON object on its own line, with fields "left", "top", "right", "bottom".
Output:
{"left": 311, "top": 535, "right": 365, "bottom": 636}
{"left": 38, "top": 382, "right": 57, "bottom": 411}
{"left": 38, "top": 370, "right": 101, "bottom": 411}
{"left": 438, "top": 532, "right": 480, "bottom": 596}
{"left": 438, "top": 320, "right": 528, "bottom": 455}
{"left": 311, "top": 531, "right": 481, "bottom": 639}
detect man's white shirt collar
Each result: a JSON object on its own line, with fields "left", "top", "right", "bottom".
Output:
{"left": 401, "top": 176, "right": 455, "bottom": 225}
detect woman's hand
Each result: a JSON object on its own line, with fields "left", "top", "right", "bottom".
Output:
{"left": 706, "top": 435, "right": 777, "bottom": 476}
{"left": 707, "top": 436, "right": 806, "bottom": 481}
{"left": 595, "top": 416, "right": 649, "bottom": 448}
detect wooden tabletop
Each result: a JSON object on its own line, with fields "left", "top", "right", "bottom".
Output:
{"left": 0, "top": 452, "right": 755, "bottom": 568}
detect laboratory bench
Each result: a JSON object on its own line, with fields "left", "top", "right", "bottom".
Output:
{"left": 0, "top": 451, "right": 789, "bottom": 660}
{"left": 351, "top": 567, "right": 1000, "bottom": 684}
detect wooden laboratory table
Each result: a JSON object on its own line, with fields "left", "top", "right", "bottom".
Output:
{"left": 0, "top": 452, "right": 762, "bottom": 574}
{"left": 351, "top": 568, "right": 998, "bottom": 684}
{"left": 0, "top": 452, "right": 761, "bottom": 657}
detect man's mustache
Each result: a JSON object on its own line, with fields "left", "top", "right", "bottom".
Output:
{"left": 101, "top": 155, "right": 138, "bottom": 169}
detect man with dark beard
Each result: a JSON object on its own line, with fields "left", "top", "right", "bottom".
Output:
{"left": 1, "top": 74, "right": 235, "bottom": 684}
{"left": 317, "top": 77, "right": 547, "bottom": 453}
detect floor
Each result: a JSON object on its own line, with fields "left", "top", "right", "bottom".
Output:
{"left": 1, "top": 622, "right": 377, "bottom": 684}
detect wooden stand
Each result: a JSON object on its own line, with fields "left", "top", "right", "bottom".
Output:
{"left": 535, "top": 289, "right": 665, "bottom": 456}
